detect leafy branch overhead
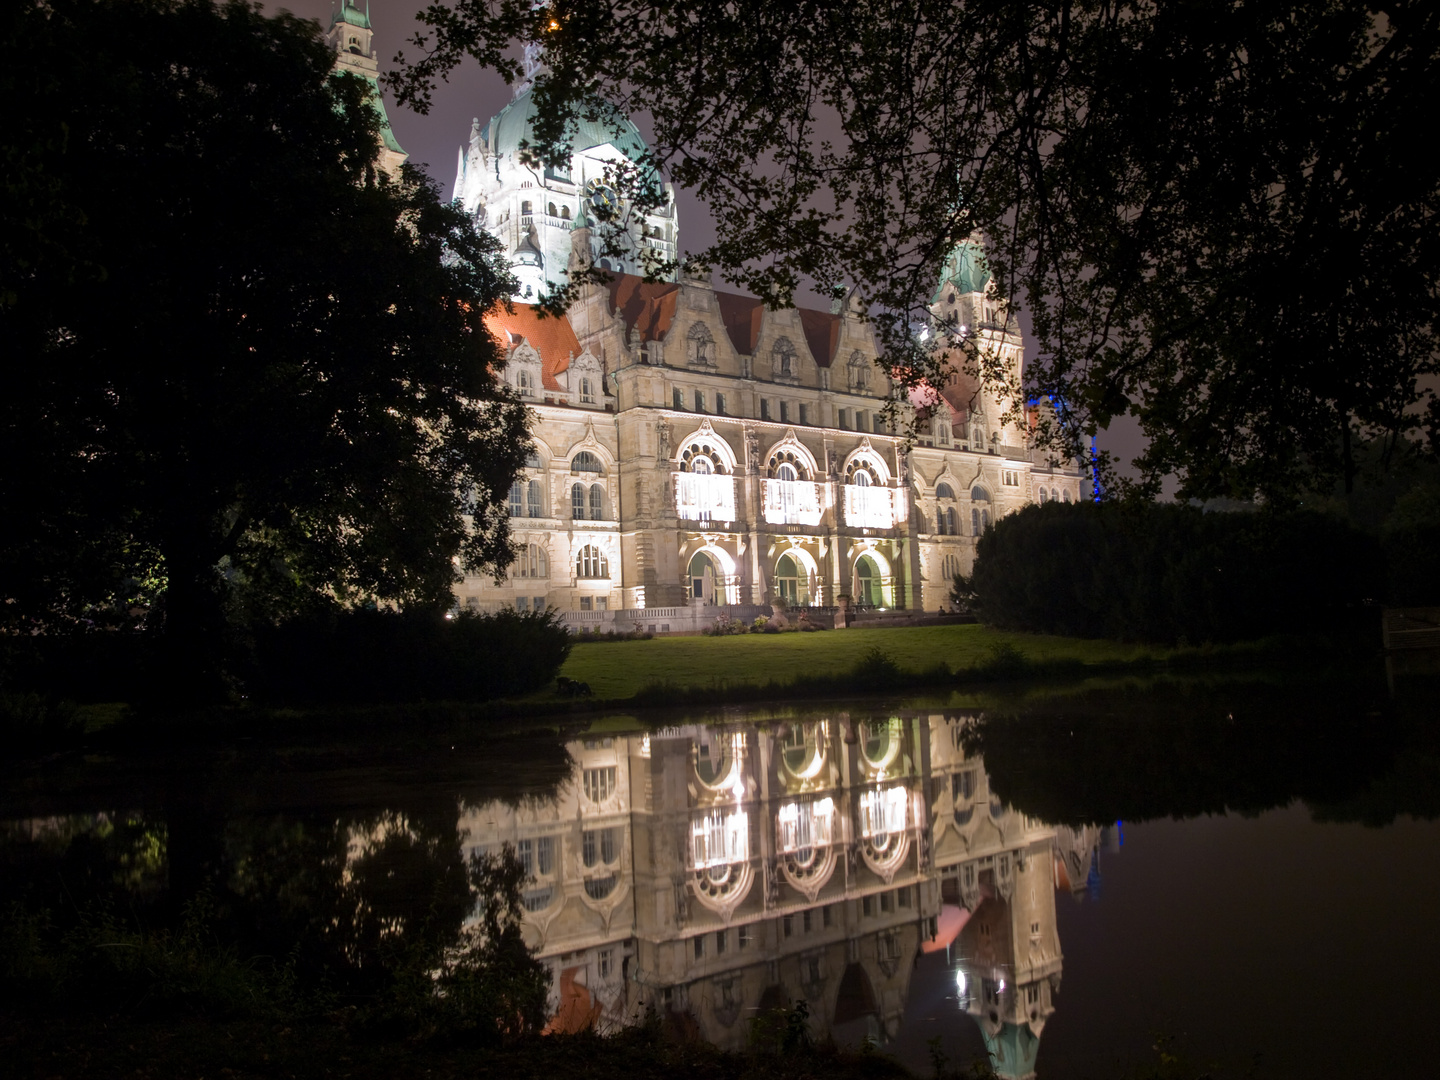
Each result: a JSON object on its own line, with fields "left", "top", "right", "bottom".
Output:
{"left": 394, "top": 0, "right": 1440, "bottom": 501}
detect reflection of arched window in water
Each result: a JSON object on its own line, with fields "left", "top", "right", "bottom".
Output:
{"left": 779, "top": 722, "right": 825, "bottom": 781}
{"left": 694, "top": 730, "right": 736, "bottom": 788}
{"left": 859, "top": 718, "right": 903, "bottom": 772}
{"left": 777, "top": 797, "right": 834, "bottom": 867}
{"left": 859, "top": 786, "right": 907, "bottom": 849}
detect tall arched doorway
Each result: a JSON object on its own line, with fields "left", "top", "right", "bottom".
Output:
{"left": 855, "top": 554, "right": 883, "bottom": 608}
{"left": 775, "top": 553, "right": 802, "bottom": 605}
{"left": 689, "top": 551, "right": 716, "bottom": 602}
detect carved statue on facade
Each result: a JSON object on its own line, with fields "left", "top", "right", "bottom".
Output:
{"left": 656, "top": 419, "right": 672, "bottom": 463}
{"left": 745, "top": 429, "right": 760, "bottom": 473}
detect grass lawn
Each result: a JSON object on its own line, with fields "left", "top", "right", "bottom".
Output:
{"left": 554, "top": 623, "right": 1177, "bottom": 700}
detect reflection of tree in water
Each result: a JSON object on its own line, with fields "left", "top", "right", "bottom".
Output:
{"left": 961, "top": 679, "right": 1415, "bottom": 826}
{"left": 0, "top": 735, "right": 569, "bottom": 1026}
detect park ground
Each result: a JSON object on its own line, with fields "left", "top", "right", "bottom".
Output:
{"left": 546, "top": 623, "right": 1220, "bottom": 702}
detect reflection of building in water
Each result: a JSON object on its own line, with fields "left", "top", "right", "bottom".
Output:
{"left": 457, "top": 712, "right": 1103, "bottom": 1068}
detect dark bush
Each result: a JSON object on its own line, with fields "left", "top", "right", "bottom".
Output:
{"left": 968, "top": 502, "right": 1383, "bottom": 644}
{"left": 250, "top": 607, "right": 571, "bottom": 704}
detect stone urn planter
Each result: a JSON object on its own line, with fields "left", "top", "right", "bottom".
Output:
{"left": 835, "top": 594, "right": 852, "bottom": 629}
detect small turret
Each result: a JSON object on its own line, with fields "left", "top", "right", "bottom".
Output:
{"left": 325, "top": 0, "right": 407, "bottom": 177}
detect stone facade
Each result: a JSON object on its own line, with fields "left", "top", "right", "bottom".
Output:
{"left": 459, "top": 255, "right": 1087, "bottom": 618}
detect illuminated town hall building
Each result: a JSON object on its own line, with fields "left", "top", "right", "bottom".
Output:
{"left": 447, "top": 52, "right": 1088, "bottom": 622}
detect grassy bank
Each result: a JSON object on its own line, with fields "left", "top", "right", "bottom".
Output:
{"left": 550, "top": 624, "right": 1238, "bottom": 701}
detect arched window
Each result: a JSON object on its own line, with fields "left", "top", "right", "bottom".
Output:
{"left": 777, "top": 462, "right": 798, "bottom": 481}
{"left": 571, "top": 451, "right": 603, "bottom": 474}
{"left": 589, "top": 483, "right": 604, "bottom": 520}
{"left": 1062, "top": 489, "right": 1073, "bottom": 503}
{"left": 970, "top": 424, "right": 984, "bottom": 447}
{"left": 971, "top": 507, "right": 980, "bottom": 535}
{"left": 942, "top": 553, "right": 962, "bottom": 581}
{"left": 527, "top": 479, "right": 543, "bottom": 517}
{"left": 970, "top": 486, "right": 990, "bottom": 503}
{"left": 1038, "top": 487, "right": 1048, "bottom": 504}
{"left": 525, "top": 451, "right": 543, "bottom": 469}
{"left": 853, "top": 470, "right": 872, "bottom": 487}
{"left": 516, "top": 543, "right": 548, "bottom": 578}
{"left": 775, "top": 554, "right": 802, "bottom": 604}
{"left": 560, "top": 206, "right": 571, "bottom": 220}
{"left": 580, "top": 376, "right": 596, "bottom": 404}
{"left": 515, "top": 369, "right": 534, "bottom": 397}
{"left": 508, "top": 481, "right": 525, "bottom": 517}
{"left": 571, "top": 482, "right": 587, "bottom": 519}
{"left": 521, "top": 200, "right": 533, "bottom": 215}
{"left": 936, "top": 482, "right": 955, "bottom": 501}
{"left": 690, "top": 455, "right": 713, "bottom": 475}
{"left": 577, "top": 545, "right": 609, "bottom": 579}
{"left": 687, "top": 323, "right": 714, "bottom": 367}
{"left": 939, "top": 507, "right": 957, "bottom": 535}
{"left": 772, "top": 337, "right": 797, "bottom": 379}
{"left": 547, "top": 202, "right": 558, "bottom": 217}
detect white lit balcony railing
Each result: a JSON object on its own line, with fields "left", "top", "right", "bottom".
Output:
{"left": 762, "top": 478, "right": 825, "bottom": 526}
{"left": 674, "top": 472, "right": 737, "bottom": 523}
{"left": 843, "top": 484, "right": 897, "bottom": 528}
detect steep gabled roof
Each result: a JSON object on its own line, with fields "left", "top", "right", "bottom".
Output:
{"left": 714, "top": 290, "right": 765, "bottom": 356}
{"left": 607, "top": 275, "right": 680, "bottom": 342}
{"left": 484, "top": 304, "right": 583, "bottom": 392}
{"left": 798, "top": 308, "right": 842, "bottom": 368}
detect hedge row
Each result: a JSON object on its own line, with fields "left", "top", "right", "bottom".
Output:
{"left": 966, "top": 502, "right": 1384, "bottom": 644}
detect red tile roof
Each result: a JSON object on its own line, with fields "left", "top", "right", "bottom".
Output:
{"left": 798, "top": 308, "right": 842, "bottom": 368}
{"left": 607, "top": 275, "right": 679, "bottom": 342}
{"left": 714, "top": 289, "right": 765, "bottom": 356}
{"left": 484, "top": 304, "right": 583, "bottom": 391}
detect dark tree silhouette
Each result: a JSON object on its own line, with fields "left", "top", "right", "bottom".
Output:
{"left": 1, "top": 0, "right": 528, "bottom": 698}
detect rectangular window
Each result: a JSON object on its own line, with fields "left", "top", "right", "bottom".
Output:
{"left": 533, "top": 597, "right": 545, "bottom": 611}
{"left": 838, "top": 408, "right": 850, "bottom": 429}
{"left": 514, "top": 597, "right": 528, "bottom": 612}
{"left": 855, "top": 410, "right": 866, "bottom": 432}
{"left": 694, "top": 936, "right": 705, "bottom": 960}
{"left": 802, "top": 909, "right": 813, "bottom": 933}
{"left": 580, "top": 596, "right": 592, "bottom": 611}
{"left": 673, "top": 387, "right": 685, "bottom": 410}
{"left": 715, "top": 393, "right": 727, "bottom": 415}
{"left": 783, "top": 915, "right": 793, "bottom": 938}
{"left": 595, "top": 596, "right": 608, "bottom": 611}
{"left": 898, "top": 885, "right": 912, "bottom": 908}
{"left": 739, "top": 925, "right": 752, "bottom": 949}
{"left": 780, "top": 401, "right": 790, "bottom": 423}
{"left": 880, "top": 891, "right": 894, "bottom": 913}
{"left": 582, "top": 766, "right": 616, "bottom": 803}
{"left": 862, "top": 895, "right": 874, "bottom": 917}
{"left": 517, "top": 837, "right": 534, "bottom": 876}
{"left": 715, "top": 930, "right": 727, "bottom": 955}
{"left": 694, "top": 389, "right": 706, "bottom": 412}
{"left": 799, "top": 403, "right": 809, "bottom": 425}
{"left": 760, "top": 399, "right": 772, "bottom": 421}
{"left": 822, "top": 905, "right": 833, "bottom": 928}
{"left": 536, "top": 836, "right": 554, "bottom": 875}
{"left": 599, "top": 949, "right": 613, "bottom": 978}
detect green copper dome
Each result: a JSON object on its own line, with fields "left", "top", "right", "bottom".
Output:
{"left": 330, "top": 0, "right": 371, "bottom": 31}
{"left": 484, "top": 87, "right": 650, "bottom": 166}
{"left": 933, "top": 239, "right": 991, "bottom": 301}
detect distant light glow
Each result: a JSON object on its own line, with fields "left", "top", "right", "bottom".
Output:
{"left": 956, "top": 970, "right": 968, "bottom": 994}
{"left": 731, "top": 777, "right": 745, "bottom": 800}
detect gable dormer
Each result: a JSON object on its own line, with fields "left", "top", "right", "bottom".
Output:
{"left": 505, "top": 337, "right": 543, "bottom": 399}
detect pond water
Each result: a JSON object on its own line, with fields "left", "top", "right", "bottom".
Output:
{"left": 3, "top": 674, "right": 1436, "bottom": 1079}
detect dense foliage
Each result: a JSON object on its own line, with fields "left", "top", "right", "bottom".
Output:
{"left": 958, "top": 501, "right": 1383, "bottom": 644}
{"left": 395, "top": 0, "right": 1440, "bottom": 502}
{"left": 0, "top": 0, "right": 528, "bottom": 700}
{"left": 251, "top": 607, "right": 573, "bottom": 704}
